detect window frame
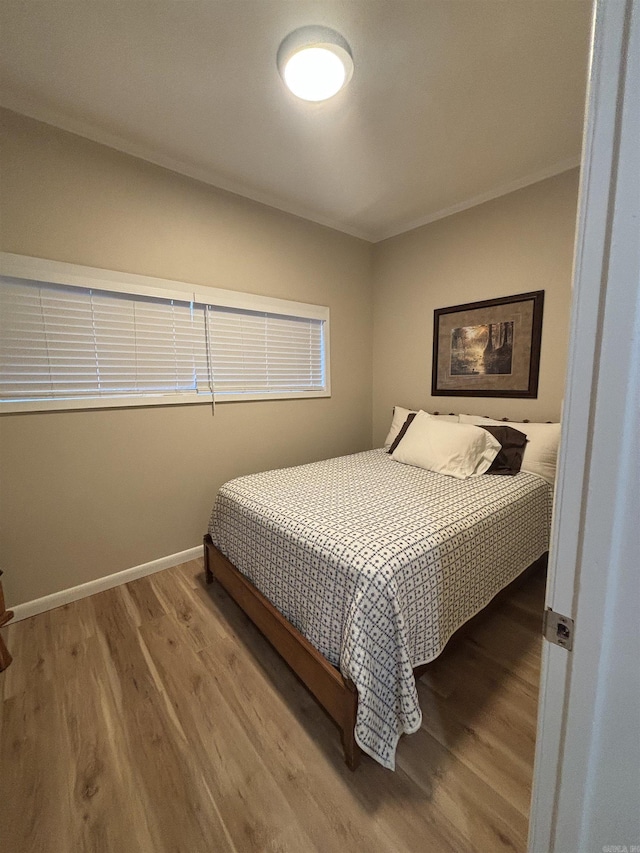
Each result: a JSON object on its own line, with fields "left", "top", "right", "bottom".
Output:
{"left": 0, "top": 253, "right": 331, "bottom": 413}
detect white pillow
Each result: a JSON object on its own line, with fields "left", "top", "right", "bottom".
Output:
{"left": 383, "top": 405, "right": 418, "bottom": 448}
{"left": 391, "top": 411, "right": 501, "bottom": 479}
{"left": 383, "top": 407, "right": 461, "bottom": 448}
{"left": 459, "top": 414, "right": 561, "bottom": 485}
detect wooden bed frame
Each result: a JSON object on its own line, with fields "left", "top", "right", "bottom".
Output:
{"left": 203, "top": 533, "right": 546, "bottom": 770}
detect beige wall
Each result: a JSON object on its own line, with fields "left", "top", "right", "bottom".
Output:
{"left": 372, "top": 170, "right": 579, "bottom": 446}
{"left": 0, "top": 110, "right": 373, "bottom": 606}
{"left": 0, "top": 110, "right": 579, "bottom": 608}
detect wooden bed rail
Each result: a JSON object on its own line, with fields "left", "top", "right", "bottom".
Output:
{"left": 204, "top": 535, "right": 361, "bottom": 769}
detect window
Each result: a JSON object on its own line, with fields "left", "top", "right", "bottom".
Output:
{"left": 206, "top": 306, "right": 325, "bottom": 396}
{"left": 0, "top": 254, "right": 330, "bottom": 413}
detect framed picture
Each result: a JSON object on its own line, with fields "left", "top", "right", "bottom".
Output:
{"left": 432, "top": 290, "right": 544, "bottom": 398}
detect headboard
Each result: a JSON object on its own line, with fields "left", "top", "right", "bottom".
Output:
{"left": 431, "top": 412, "right": 553, "bottom": 424}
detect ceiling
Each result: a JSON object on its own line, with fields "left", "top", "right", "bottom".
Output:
{"left": 0, "top": 1, "right": 593, "bottom": 242}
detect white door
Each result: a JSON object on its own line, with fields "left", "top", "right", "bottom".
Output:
{"left": 528, "top": 1, "right": 640, "bottom": 850}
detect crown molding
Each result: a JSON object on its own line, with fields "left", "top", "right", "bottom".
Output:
{"left": 0, "top": 94, "right": 373, "bottom": 242}
{"left": 1, "top": 94, "right": 580, "bottom": 244}
{"left": 372, "top": 156, "right": 581, "bottom": 242}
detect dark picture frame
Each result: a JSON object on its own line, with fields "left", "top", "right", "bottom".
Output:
{"left": 432, "top": 290, "right": 544, "bottom": 398}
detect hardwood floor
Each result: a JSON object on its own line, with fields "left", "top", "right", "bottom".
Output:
{"left": 0, "top": 559, "right": 545, "bottom": 853}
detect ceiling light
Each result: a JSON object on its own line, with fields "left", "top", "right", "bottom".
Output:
{"left": 277, "top": 26, "right": 354, "bottom": 102}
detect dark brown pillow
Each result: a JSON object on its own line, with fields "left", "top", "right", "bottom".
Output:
{"left": 479, "top": 425, "right": 528, "bottom": 475}
{"left": 388, "top": 412, "right": 417, "bottom": 454}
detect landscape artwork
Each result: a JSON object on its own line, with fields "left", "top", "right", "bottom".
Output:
{"left": 450, "top": 321, "right": 514, "bottom": 376}
{"left": 432, "top": 291, "right": 544, "bottom": 398}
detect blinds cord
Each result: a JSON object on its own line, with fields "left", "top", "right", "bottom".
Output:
{"left": 204, "top": 305, "right": 216, "bottom": 416}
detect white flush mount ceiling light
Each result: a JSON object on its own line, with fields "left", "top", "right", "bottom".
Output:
{"left": 277, "top": 26, "right": 354, "bottom": 102}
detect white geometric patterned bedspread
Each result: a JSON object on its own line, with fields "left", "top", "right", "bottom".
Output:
{"left": 208, "top": 449, "right": 552, "bottom": 770}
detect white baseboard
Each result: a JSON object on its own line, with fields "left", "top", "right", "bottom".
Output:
{"left": 9, "top": 545, "right": 203, "bottom": 622}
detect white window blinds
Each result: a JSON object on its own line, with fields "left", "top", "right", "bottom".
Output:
{"left": 0, "top": 278, "right": 209, "bottom": 405}
{"left": 0, "top": 256, "right": 329, "bottom": 412}
{"left": 206, "top": 306, "right": 325, "bottom": 394}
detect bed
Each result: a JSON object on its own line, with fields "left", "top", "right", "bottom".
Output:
{"left": 204, "top": 424, "right": 554, "bottom": 771}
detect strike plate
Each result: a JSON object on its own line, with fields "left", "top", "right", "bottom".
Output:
{"left": 543, "top": 609, "right": 574, "bottom": 651}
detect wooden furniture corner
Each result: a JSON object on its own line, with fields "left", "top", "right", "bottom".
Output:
{"left": 0, "top": 570, "right": 14, "bottom": 671}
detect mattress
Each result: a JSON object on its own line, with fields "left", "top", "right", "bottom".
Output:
{"left": 208, "top": 448, "right": 552, "bottom": 769}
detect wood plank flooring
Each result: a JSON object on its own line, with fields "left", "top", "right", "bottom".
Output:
{"left": 0, "top": 559, "right": 545, "bottom": 853}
